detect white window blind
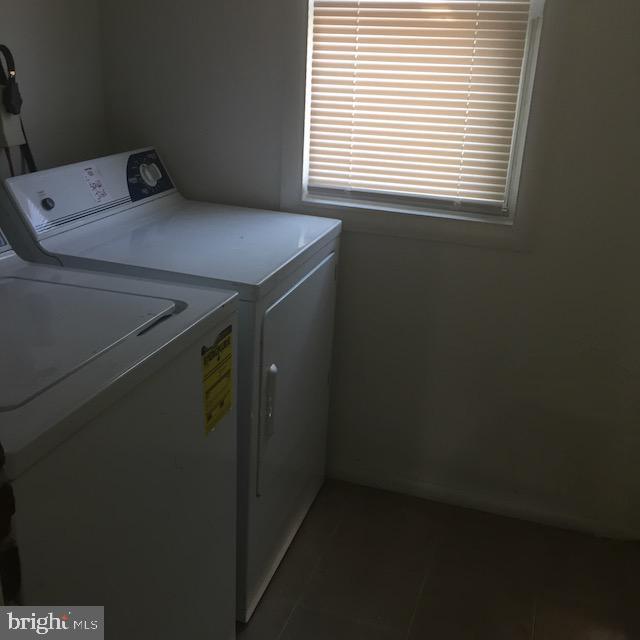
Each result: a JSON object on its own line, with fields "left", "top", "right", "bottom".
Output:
{"left": 304, "top": 0, "right": 540, "bottom": 214}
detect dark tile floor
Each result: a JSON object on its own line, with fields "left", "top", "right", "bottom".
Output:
{"left": 238, "top": 481, "right": 640, "bottom": 640}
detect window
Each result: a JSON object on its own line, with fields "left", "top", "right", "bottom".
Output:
{"left": 303, "top": 0, "right": 543, "bottom": 219}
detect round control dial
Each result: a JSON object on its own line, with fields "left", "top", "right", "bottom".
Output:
{"left": 139, "top": 162, "right": 162, "bottom": 187}
{"left": 127, "top": 150, "right": 173, "bottom": 202}
{"left": 41, "top": 197, "right": 56, "bottom": 211}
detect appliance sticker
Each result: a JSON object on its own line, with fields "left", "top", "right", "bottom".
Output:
{"left": 201, "top": 326, "right": 233, "bottom": 434}
{"left": 82, "top": 166, "right": 110, "bottom": 203}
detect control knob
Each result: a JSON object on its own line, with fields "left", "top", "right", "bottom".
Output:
{"left": 139, "top": 162, "right": 162, "bottom": 188}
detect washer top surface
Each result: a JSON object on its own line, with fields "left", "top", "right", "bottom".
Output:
{"left": 42, "top": 198, "right": 341, "bottom": 299}
{"left": 0, "top": 276, "right": 174, "bottom": 410}
{"left": 3, "top": 148, "right": 341, "bottom": 300}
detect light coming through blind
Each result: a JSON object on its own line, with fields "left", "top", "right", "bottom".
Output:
{"left": 305, "top": 0, "right": 534, "bottom": 212}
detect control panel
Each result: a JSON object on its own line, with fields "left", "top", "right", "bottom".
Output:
{"left": 3, "top": 148, "right": 176, "bottom": 238}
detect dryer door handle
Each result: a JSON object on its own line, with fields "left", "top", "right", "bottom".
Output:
{"left": 256, "top": 362, "right": 278, "bottom": 498}
{"left": 265, "top": 363, "right": 278, "bottom": 439}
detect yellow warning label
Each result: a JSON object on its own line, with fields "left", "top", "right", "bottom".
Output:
{"left": 201, "top": 325, "right": 233, "bottom": 434}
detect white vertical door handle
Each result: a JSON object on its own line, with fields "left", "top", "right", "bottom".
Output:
{"left": 265, "top": 363, "right": 278, "bottom": 438}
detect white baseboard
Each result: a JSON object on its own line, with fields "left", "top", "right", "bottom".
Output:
{"left": 328, "top": 466, "right": 639, "bottom": 541}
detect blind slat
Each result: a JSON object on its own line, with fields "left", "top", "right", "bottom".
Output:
{"left": 311, "top": 133, "right": 511, "bottom": 152}
{"left": 311, "top": 93, "right": 518, "bottom": 108}
{"left": 308, "top": 177, "right": 505, "bottom": 196}
{"left": 312, "top": 110, "right": 516, "bottom": 126}
{"left": 314, "top": 42, "right": 526, "bottom": 55}
{"left": 312, "top": 102, "right": 516, "bottom": 117}
{"left": 310, "top": 150, "right": 509, "bottom": 167}
{"left": 309, "top": 164, "right": 508, "bottom": 184}
{"left": 314, "top": 54, "right": 525, "bottom": 67}
{"left": 311, "top": 120, "right": 515, "bottom": 138}
{"left": 311, "top": 126, "right": 514, "bottom": 143}
{"left": 307, "top": 176, "right": 505, "bottom": 200}
{"left": 312, "top": 82, "right": 519, "bottom": 98}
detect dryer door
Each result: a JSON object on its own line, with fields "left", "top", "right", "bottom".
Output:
{"left": 254, "top": 251, "right": 336, "bottom": 573}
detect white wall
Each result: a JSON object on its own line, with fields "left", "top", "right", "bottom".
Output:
{"left": 0, "top": 0, "right": 109, "bottom": 181}
{"left": 99, "top": 0, "right": 640, "bottom": 537}
{"left": 101, "top": 0, "right": 284, "bottom": 210}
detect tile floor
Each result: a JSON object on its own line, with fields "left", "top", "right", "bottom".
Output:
{"left": 238, "top": 480, "right": 640, "bottom": 640}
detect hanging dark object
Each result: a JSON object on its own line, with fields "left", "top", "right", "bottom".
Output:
{"left": 0, "top": 44, "right": 36, "bottom": 175}
{"left": 0, "top": 45, "right": 23, "bottom": 115}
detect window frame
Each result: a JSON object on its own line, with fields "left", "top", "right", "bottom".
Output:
{"left": 292, "top": 0, "right": 545, "bottom": 226}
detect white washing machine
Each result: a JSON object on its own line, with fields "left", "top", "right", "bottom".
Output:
{"left": 0, "top": 229, "right": 238, "bottom": 638}
{"left": 0, "top": 148, "right": 342, "bottom": 621}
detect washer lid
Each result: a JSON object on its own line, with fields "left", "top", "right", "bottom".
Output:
{"left": 0, "top": 277, "right": 175, "bottom": 411}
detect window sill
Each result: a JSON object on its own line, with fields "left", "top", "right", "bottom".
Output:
{"left": 282, "top": 190, "right": 527, "bottom": 252}
{"left": 305, "top": 191, "right": 513, "bottom": 226}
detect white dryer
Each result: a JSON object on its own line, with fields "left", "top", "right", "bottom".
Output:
{"left": 1, "top": 148, "right": 342, "bottom": 621}
{"left": 0, "top": 229, "right": 238, "bottom": 638}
